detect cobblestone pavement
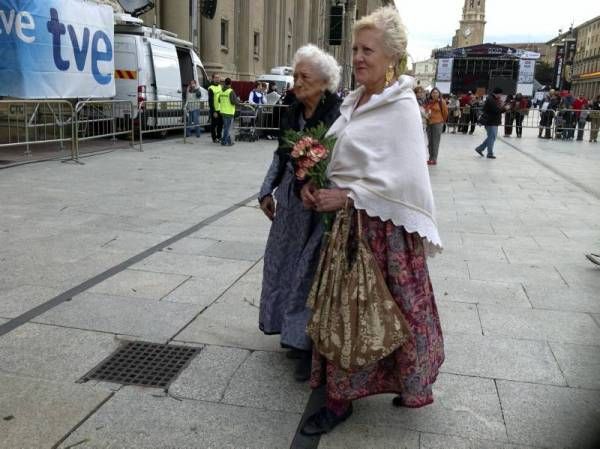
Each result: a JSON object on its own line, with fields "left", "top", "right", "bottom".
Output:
{"left": 1, "top": 128, "right": 599, "bottom": 449}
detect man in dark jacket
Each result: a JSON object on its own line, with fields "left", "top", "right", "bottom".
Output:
{"left": 475, "top": 87, "right": 504, "bottom": 159}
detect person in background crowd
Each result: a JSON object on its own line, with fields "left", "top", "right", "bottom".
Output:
{"left": 475, "top": 87, "right": 504, "bottom": 159}
{"left": 424, "top": 87, "right": 448, "bottom": 165}
{"left": 470, "top": 95, "right": 484, "bottom": 134}
{"left": 538, "top": 89, "right": 560, "bottom": 139}
{"left": 562, "top": 93, "right": 576, "bottom": 140}
{"left": 185, "top": 79, "right": 202, "bottom": 138}
{"left": 281, "top": 83, "right": 296, "bottom": 106}
{"left": 447, "top": 94, "right": 461, "bottom": 133}
{"left": 414, "top": 85, "right": 428, "bottom": 131}
{"left": 572, "top": 94, "right": 589, "bottom": 141}
{"left": 459, "top": 91, "right": 473, "bottom": 133}
{"left": 218, "top": 78, "right": 243, "bottom": 146}
{"left": 248, "top": 82, "right": 266, "bottom": 105}
{"left": 258, "top": 44, "right": 341, "bottom": 382}
{"left": 208, "top": 73, "right": 223, "bottom": 143}
{"left": 266, "top": 82, "right": 282, "bottom": 105}
{"left": 589, "top": 95, "right": 600, "bottom": 143}
{"left": 503, "top": 94, "right": 515, "bottom": 137}
{"left": 513, "top": 93, "right": 529, "bottom": 138}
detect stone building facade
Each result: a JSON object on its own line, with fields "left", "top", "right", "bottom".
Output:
{"left": 413, "top": 58, "right": 436, "bottom": 88}
{"left": 136, "top": 0, "right": 391, "bottom": 86}
{"left": 571, "top": 16, "right": 600, "bottom": 98}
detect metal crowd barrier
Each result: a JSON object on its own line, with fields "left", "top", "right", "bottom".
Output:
{"left": 0, "top": 100, "right": 75, "bottom": 161}
{"left": 447, "top": 106, "right": 600, "bottom": 141}
{"left": 137, "top": 100, "right": 210, "bottom": 150}
{"left": 74, "top": 100, "right": 135, "bottom": 157}
{"left": 234, "top": 103, "right": 288, "bottom": 141}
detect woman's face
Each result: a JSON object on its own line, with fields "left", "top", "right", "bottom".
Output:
{"left": 430, "top": 89, "right": 440, "bottom": 101}
{"left": 293, "top": 61, "right": 327, "bottom": 104}
{"left": 352, "top": 28, "right": 393, "bottom": 91}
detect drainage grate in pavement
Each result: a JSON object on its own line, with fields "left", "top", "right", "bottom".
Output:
{"left": 80, "top": 341, "right": 200, "bottom": 388}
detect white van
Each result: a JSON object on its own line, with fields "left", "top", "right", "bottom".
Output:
{"left": 113, "top": 14, "right": 208, "bottom": 126}
{"left": 256, "top": 67, "right": 294, "bottom": 94}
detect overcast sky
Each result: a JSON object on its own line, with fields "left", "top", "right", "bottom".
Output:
{"left": 393, "top": 0, "right": 600, "bottom": 64}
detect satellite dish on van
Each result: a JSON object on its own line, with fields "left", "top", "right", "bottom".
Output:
{"left": 117, "top": 0, "right": 155, "bottom": 17}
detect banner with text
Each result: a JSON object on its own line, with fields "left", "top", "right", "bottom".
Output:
{"left": 0, "top": 0, "right": 115, "bottom": 98}
{"left": 436, "top": 58, "right": 453, "bottom": 82}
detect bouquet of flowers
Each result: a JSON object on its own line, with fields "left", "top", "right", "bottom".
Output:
{"left": 283, "top": 123, "right": 336, "bottom": 187}
{"left": 283, "top": 123, "right": 337, "bottom": 229}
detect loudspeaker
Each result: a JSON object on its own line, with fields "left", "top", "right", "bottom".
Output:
{"left": 200, "top": 0, "right": 217, "bottom": 19}
{"left": 329, "top": 5, "right": 343, "bottom": 46}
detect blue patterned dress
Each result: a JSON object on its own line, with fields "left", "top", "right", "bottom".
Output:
{"left": 258, "top": 93, "right": 341, "bottom": 351}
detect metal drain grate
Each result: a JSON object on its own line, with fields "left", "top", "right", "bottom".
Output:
{"left": 80, "top": 341, "right": 200, "bottom": 388}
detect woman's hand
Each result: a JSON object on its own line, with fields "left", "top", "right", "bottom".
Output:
{"left": 300, "top": 182, "right": 317, "bottom": 209}
{"left": 259, "top": 195, "right": 275, "bottom": 221}
{"left": 313, "top": 188, "right": 350, "bottom": 212}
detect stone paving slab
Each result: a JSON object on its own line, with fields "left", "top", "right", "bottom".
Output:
{"left": 437, "top": 302, "right": 483, "bottom": 335}
{"left": 548, "top": 342, "right": 600, "bottom": 390}
{"left": 523, "top": 284, "right": 600, "bottom": 314}
{"left": 222, "top": 350, "right": 311, "bottom": 414}
{"left": 88, "top": 269, "right": 190, "bottom": 300}
{"left": 496, "top": 380, "right": 600, "bottom": 449}
{"left": 340, "top": 373, "right": 507, "bottom": 442}
{"left": 0, "top": 323, "right": 119, "bottom": 383}
{"left": 0, "top": 284, "right": 64, "bottom": 318}
{"left": 34, "top": 292, "right": 202, "bottom": 342}
{"left": 419, "top": 433, "right": 538, "bottom": 449}
{"left": 467, "top": 261, "right": 567, "bottom": 287}
{"left": 135, "top": 250, "right": 254, "bottom": 281}
{"left": 174, "top": 283, "right": 281, "bottom": 352}
{"left": 478, "top": 305, "right": 600, "bottom": 345}
{"left": 169, "top": 345, "right": 250, "bottom": 402}
{"left": 319, "top": 424, "right": 420, "bottom": 449}
{"left": 0, "top": 374, "right": 112, "bottom": 449}
{"left": 442, "top": 333, "right": 565, "bottom": 385}
{"left": 433, "top": 278, "right": 531, "bottom": 308}
{"left": 58, "top": 387, "right": 300, "bottom": 449}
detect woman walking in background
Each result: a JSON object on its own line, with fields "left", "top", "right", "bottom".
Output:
{"left": 425, "top": 87, "right": 448, "bottom": 165}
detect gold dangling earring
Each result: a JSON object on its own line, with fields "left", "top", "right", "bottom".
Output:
{"left": 385, "top": 65, "right": 395, "bottom": 88}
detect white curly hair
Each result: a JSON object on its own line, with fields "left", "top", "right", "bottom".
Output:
{"left": 292, "top": 44, "right": 341, "bottom": 94}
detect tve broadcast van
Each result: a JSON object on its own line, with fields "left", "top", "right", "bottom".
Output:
{"left": 113, "top": 13, "right": 209, "bottom": 128}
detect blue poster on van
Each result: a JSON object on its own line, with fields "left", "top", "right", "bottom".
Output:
{"left": 0, "top": 0, "right": 115, "bottom": 98}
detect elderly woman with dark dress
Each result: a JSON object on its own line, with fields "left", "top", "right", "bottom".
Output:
{"left": 300, "top": 6, "right": 444, "bottom": 435}
{"left": 258, "top": 45, "right": 342, "bottom": 381}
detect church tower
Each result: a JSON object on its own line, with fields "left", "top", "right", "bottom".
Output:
{"left": 452, "top": 0, "right": 486, "bottom": 48}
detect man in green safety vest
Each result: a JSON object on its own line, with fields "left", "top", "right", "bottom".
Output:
{"left": 208, "top": 74, "right": 223, "bottom": 143}
{"left": 218, "top": 77, "right": 243, "bottom": 146}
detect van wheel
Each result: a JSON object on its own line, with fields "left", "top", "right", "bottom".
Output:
{"left": 157, "top": 130, "right": 168, "bottom": 138}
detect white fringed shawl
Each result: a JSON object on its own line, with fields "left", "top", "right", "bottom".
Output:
{"left": 326, "top": 75, "right": 442, "bottom": 254}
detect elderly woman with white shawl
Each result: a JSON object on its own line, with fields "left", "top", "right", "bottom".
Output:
{"left": 300, "top": 6, "right": 444, "bottom": 436}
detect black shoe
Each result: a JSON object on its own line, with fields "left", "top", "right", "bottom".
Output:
{"left": 286, "top": 348, "right": 303, "bottom": 359}
{"left": 487, "top": 155, "right": 496, "bottom": 159}
{"left": 294, "top": 351, "right": 312, "bottom": 382}
{"left": 475, "top": 148, "right": 484, "bottom": 157}
{"left": 300, "top": 405, "right": 353, "bottom": 436}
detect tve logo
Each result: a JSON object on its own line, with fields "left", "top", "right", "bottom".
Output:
{"left": 46, "top": 8, "right": 113, "bottom": 85}
{"left": 0, "top": 0, "right": 115, "bottom": 99}
{"left": 0, "top": 9, "right": 35, "bottom": 43}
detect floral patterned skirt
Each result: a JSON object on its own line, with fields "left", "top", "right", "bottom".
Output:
{"left": 309, "top": 211, "right": 444, "bottom": 407}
